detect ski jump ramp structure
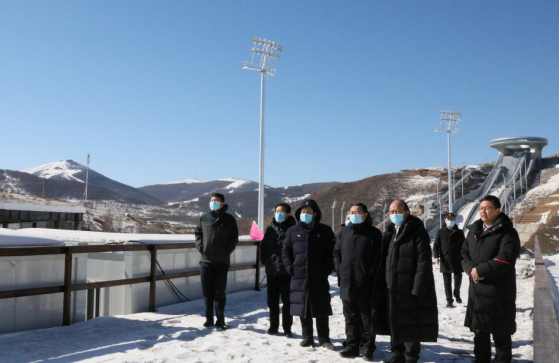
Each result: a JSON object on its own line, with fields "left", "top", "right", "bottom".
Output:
{"left": 425, "top": 136, "right": 548, "bottom": 237}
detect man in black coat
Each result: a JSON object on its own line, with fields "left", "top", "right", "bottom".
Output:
{"left": 334, "top": 203, "right": 383, "bottom": 361}
{"left": 462, "top": 195, "right": 520, "bottom": 363}
{"left": 195, "top": 193, "right": 239, "bottom": 330}
{"left": 385, "top": 200, "right": 438, "bottom": 363}
{"left": 260, "top": 202, "right": 296, "bottom": 337}
{"left": 282, "top": 199, "right": 336, "bottom": 350}
{"left": 433, "top": 212, "right": 465, "bottom": 308}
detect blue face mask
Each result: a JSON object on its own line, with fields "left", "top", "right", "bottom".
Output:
{"left": 350, "top": 214, "right": 363, "bottom": 224}
{"left": 345, "top": 220, "right": 351, "bottom": 226}
{"left": 300, "top": 213, "right": 313, "bottom": 224}
{"left": 209, "top": 201, "right": 221, "bottom": 211}
{"left": 390, "top": 214, "right": 404, "bottom": 225}
{"left": 446, "top": 220, "right": 456, "bottom": 228}
{"left": 275, "top": 213, "right": 286, "bottom": 223}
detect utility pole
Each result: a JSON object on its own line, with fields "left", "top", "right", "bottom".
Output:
{"left": 243, "top": 38, "right": 282, "bottom": 231}
{"left": 340, "top": 201, "right": 346, "bottom": 226}
{"left": 331, "top": 201, "right": 337, "bottom": 230}
{"left": 82, "top": 154, "right": 90, "bottom": 202}
{"left": 435, "top": 110, "right": 461, "bottom": 215}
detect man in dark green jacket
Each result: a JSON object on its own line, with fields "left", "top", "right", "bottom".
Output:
{"left": 195, "top": 193, "right": 239, "bottom": 330}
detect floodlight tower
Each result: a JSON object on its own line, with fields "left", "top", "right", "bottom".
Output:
{"left": 243, "top": 37, "right": 282, "bottom": 230}
{"left": 435, "top": 110, "right": 461, "bottom": 214}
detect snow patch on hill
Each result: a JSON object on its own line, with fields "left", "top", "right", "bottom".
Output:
{"left": 163, "top": 178, "right": 204, "bottom": 185}
{"left": 22, "top": 160, "right": 85, "bottom": 183}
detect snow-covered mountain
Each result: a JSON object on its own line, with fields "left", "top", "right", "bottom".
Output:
{"left": 139, "top": 179, "right": 339, "bottom": 218}
{"left": 21, "top": 160, "right": 162, "bottom": 205}
{"left": 23, "top": 160, "right": 86, "bottom": 183}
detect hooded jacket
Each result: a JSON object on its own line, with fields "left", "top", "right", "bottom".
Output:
{"left": 282, "top": 199, "right": 335, "bottom": 318}
{"left": 194, "top": 204, "right": 239, "bottom": 264}
{"left": 260, "top": 215, "right": 297, "bottom": 276}
{"left": 462, "top": 212, "right": 520, "bottom": 335}
{"left": 433, "top": 224, "right": 465, "bottom": 274}
{"left": 384, "top": 214, "right": 439, "bottom": 343}
{"left": 334, "top": 214, "right": 383, "bottom": 303}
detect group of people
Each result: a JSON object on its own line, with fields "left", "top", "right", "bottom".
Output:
{"left": 195, "top": 193, "right": 520, "bottom": 363}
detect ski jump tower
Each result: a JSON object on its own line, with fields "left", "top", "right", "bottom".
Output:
{"left": 426, "top": 136, "right": 548, "bottom": 237}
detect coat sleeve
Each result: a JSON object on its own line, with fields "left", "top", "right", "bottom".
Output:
{"left": 411, "top": 229, "right": 434, "bottom": 298}
{"left": 225, "top": 217, "right": 239, "bottom": 256}
{"left": 282, "top": 230, "right": 295, "bottom": 276}
{"left": 475, "top": 230, "right": 520, "bottom": 278}
{"left": 433, "top": 230, "right": 441, "bottom": 258}
{"left": 326, "top": 229, "right": 336, "bottom": 275}
{"left": 333, "top": 230, "right": 342, "bottom": 274}
{"left": 260, "top": 227, "right": 272, "bottom": 265}
{"left": 461, "top": 235, "right": 477, "bottom": 275}
{"left": 195, "top": 217, "right": 203, "bottom": 254}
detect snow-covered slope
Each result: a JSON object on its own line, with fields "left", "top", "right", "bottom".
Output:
{"left": 23, "top": 160, "right": 85, "bottom": 183}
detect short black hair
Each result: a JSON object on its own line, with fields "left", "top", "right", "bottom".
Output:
{"left": 275, "top": 202, "right": 291, "bottom": 213}
{"left": 351, "top": 203, "right": 368, "bottom": 213}
{"left": 480, "top": 195, "right": 501, "bottom": 209}
{"left": 211, "top": 193, "right": 225, "bottom": 202}
{"left": 394, "top": 199, "right": 410, "bottom": 212}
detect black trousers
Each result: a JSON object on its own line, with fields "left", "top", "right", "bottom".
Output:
{"left": 391, "top": 341, "right": 421, "bottom": 362}
{"left": 474, "top": 330, "right": 512, "bottom": 363}
{"left": 442, "top": 272, "right": 462, "bottom": 303}
{"left": 342, "top": 299, "right": 376, "bottom": 350}
{"left": 200, "top": 262, "right": 229, "bottom": 322}
{"left": 300, "top": 301, "right": 330, "bottom": 344}
{"left": 266, "top": 274, "right": 293, "bottom": 332}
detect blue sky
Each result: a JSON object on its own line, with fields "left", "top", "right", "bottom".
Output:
{"left": 0, "top": 1, "right": 557, "bottom": 188}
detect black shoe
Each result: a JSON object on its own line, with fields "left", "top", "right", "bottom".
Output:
{"left": 284, "top": 331, "right": 293, "bottom": 338}
{"left": 215, "top": 321, "right": 230, "bottom": 330}
{"left": 446, "top": 302, "right": 454, "bottom": 308}
{"left": 320, "top": 341, "right": 337, "bottom": 351}
{"left": 340, "top": 347, "right": 359, "bottom": 358}
{"left": 390, "top": 354, "right": 406, "bottom": 363}
{"left": 203, "top": 319, "right": 214, "bottom": 328}
{"left": 454, "top": 294, "right": 462, "bottom": 304}
{"left": 267, "top": 328, "right": 278, "bottom": 335}
{"left": 299, "top": 338, "right": 314, "bottom": 347}
{"left": 362, "top": 345, "right": 376, "bottom": 361}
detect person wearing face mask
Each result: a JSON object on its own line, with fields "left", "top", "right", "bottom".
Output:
{"left": 433, "top": 213, "right": 465, "bottom": 308}
{"left": 195, "top": 193, "right": 239, "bottom": 330}
{"left": 462, "top": 195, "right": 520, "bottom": 363}
{"left": 282, "top": 199, "right": 336, "bottom": 351}
{"left": 260, "top": 203, "right": 296, "bottom": 337}
{"left": 334, "top": 203, "right": 384, "bottom": 361}
{"left": 384, "top": 199, "right": 438, "bottom": 363}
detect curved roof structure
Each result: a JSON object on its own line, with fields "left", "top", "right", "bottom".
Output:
{"left": 490, "top": 136, "right": 548, "bottom": 155}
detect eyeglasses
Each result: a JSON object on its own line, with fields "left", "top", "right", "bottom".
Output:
{"left": 479, "top": 207, "right": 495, "bottom": 212}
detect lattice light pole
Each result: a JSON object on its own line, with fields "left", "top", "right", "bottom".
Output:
{"left": 435, "top": 110, "right": 461, "bottom": 214}
{"left": 243, "top": 38, "right": 282, "bottom": 231}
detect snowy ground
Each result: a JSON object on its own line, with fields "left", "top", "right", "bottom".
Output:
{"left": 0, "top": 260, "right": 534, "bottom": 363}
{"left": 544, "top": 254, "right": 559, "bottom": 317}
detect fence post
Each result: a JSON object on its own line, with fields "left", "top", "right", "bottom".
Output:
{"left": 149, "top": 245, "right": 157, "bottom": 312}
{"left": 62, "top": 248, "right": 73, "bottom": 326}
{"left": 95, "top": 287, "right": 100, "bottom": 317}
{"left": 86, "top": 289, "right": 94, "bottom": 320}
{"left": 255, "top": 242, "right": 261, "bottom": 291}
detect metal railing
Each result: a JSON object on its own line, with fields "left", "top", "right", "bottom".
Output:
{"left": 532, "top": 238, "right": 559, "bottom": 363}
{"left": 0, "top": 241, "right": 262, "bottom": 326}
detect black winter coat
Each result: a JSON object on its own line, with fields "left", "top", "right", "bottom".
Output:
{"left": 385, "top": 215, "right": 438, "bottom": 343}
{"left": 282, "top": 200, "right": 335, "bottom": 318}
{"left": 370, "top": 231, "right": 391, "bottom": 336}
{"left": 260, "top": 216, "right": 296, "bottom": 276}
{"left": 462, "top": 213, "right": 520, "bottom": 335}
{"left": 194, "top": 204, "right": 239, "bottom": 264}
{"left": 334, "top": 215, "right": 383, "bottom": 303}
{"left": 433, "top": 225, "right": 465, "bottom": 274}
